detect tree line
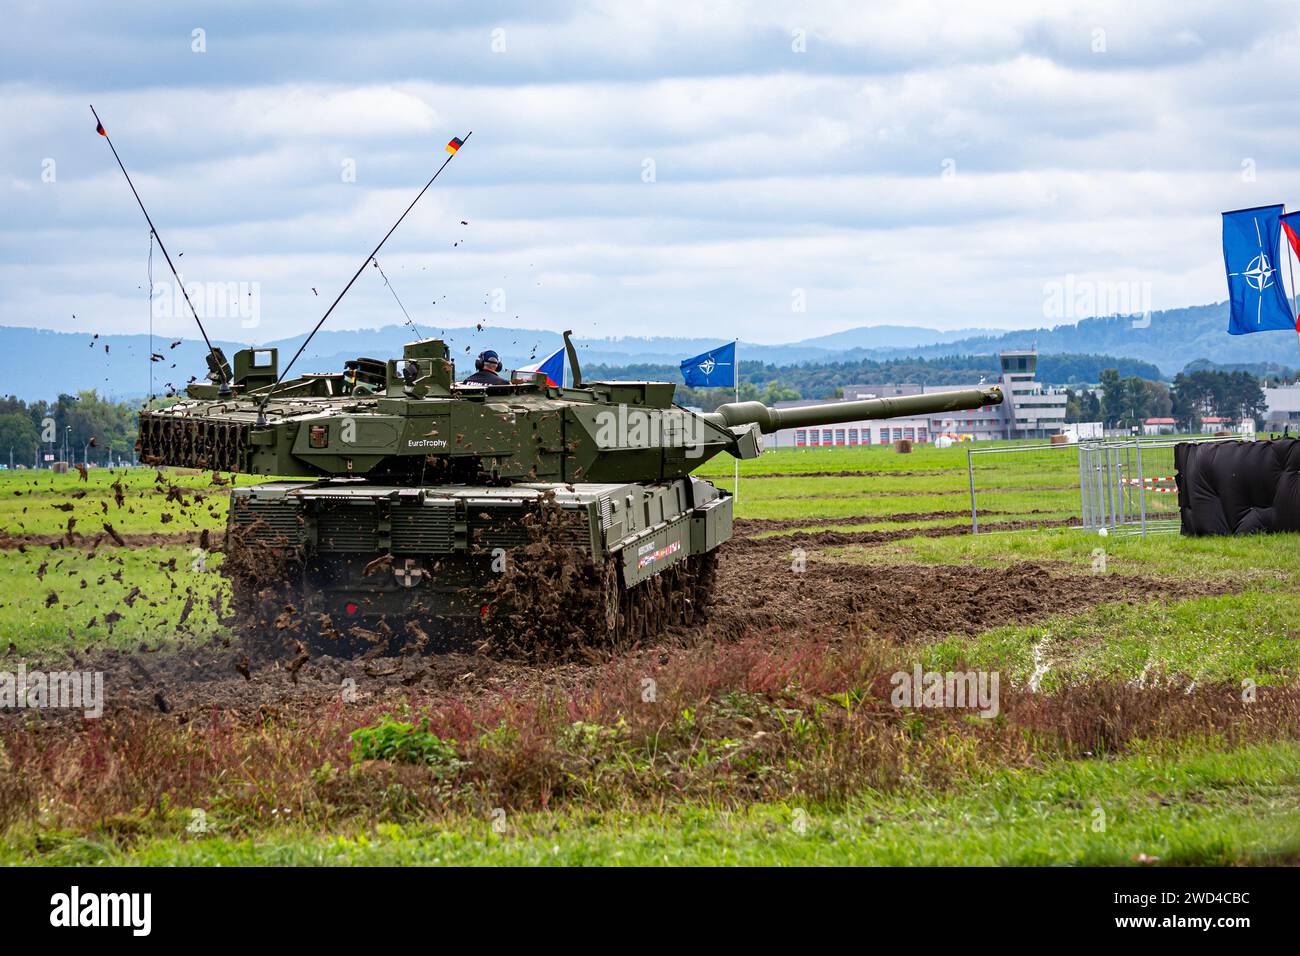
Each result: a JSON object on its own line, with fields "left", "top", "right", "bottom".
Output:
{"left": 0, "top": 392, "right": 141, "bottom": 467}
{"left": 1065, "top": 369, "right": 1267, "bottom": 429}
{"left": 588, "top": 356, "right": 1270, "bottom": 428}
{"left": 584, "top": 352, "right": 1163, "bottom": 412}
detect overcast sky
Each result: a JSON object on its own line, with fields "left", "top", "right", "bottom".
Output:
{"left": 4, "top": 0, "right": 1299, "bottom": 346}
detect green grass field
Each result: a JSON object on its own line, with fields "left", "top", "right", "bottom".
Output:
{"left": 0, "top": 467, "right": 249, "bottom": 537}
{"left": 700, "top": 440, "right": 1086, "bottom": 523}
{"left": 1, "top": 441, "right": 1298, "bottom": 866}
{"left": 8, "top": 742, "right": 1297, "bottom": 865}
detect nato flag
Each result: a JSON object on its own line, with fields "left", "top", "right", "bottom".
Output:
{"left": 680, "top": 342, "right": 736, "bottom": 387}
{"left": 1223, "top": 204, "right": 1295, "bottom": 334}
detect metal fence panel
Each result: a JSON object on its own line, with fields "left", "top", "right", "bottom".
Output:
{"left": 1080, "top": 437, "right": 1243, "bottom": 535}
{"left": 970, "top": 436, "right": 1246, "bottom": 537}
{"left": 967, "top": 443, "right": 1081, "bottom": 534}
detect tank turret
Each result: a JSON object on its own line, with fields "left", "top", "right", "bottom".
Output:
{"left": 139, "top": 339, "right": 1000, "bottom": 482}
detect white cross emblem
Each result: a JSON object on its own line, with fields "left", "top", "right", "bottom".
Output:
{"left": 394, "top": 558, "right": 424, "bottom": 588}
{"left": 1234, "top": 252, "right": 1275, "bottom": 292}
{"left": 1227, "top": 216, "right": 1280, "bottom": 325}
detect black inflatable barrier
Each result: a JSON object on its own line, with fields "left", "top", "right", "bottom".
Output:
{"left": 1175, "top": 437, "right": 1300, "bottom": 535}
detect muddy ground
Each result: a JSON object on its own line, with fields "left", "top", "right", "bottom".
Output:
{"left": 0, "top": 517, "right": 1228, "bottom": 725}
{"left": 0, "top": 531, "right": 207, "bottom": 551}
{"left": 732, "top": 512, "right": 1079, "bottom": 534}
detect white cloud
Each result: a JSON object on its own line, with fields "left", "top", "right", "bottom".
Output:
{"left": 2, "top": 1, "right": 1297, "bottom": 345}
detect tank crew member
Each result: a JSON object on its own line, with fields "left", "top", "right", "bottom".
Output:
{"left": 462, "top": 349, "right": 508, "bottom": 385}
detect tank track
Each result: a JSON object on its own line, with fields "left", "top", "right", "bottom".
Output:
{"left": 220, "top": 531, "right": 719, "bottom": 660}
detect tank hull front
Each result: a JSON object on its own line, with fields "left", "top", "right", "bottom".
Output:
{"left": 222, "top": 477, "right": 730, "bottom": 645}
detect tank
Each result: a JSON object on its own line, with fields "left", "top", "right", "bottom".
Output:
{"left": 139, "top": 334, "right": 1003, "bottom": 653}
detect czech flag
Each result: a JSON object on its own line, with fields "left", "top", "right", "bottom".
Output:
{"left": 515, "top": 347, "right": 564, "bottom": 387}
{"left": 1281, "top": 210, "right": 1300, "bottom": 270}
{"left": 445, "top": 136, "right": 464, "bottom": 155}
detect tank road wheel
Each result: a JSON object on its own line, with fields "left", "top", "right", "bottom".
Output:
{"left": 609, "top": 553, "right": 715, "bottom": 643}
{"left": 677, "top": 562, "right": 699, "bottom": 626}
{"left": 477, "top": 491, "right": 718, "bottom": 657}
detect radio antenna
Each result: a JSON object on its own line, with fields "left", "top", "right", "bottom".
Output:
{"left": 257, "top": 131, "right": 473, "bottom": 420}
{"left": 90, "top": 105, "right": 232, "bottom": 396}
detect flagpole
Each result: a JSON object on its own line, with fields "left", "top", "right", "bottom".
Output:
{"left": 258, "top": 130, "right": 473, "bottom": 418}
{"left": 91, "top": 105, "right": 228, "bottom": 390}
{"left": 1288, "top": 209, "right": 1300, "bottom": 357}
{"left": 1279, "top": 206, "right": 1300, "bottom": 358}
{"left": 733, "top": 338, "right": 740, "bottom": 505}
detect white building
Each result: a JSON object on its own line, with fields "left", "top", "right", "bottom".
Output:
{"left": 1263, "top": 384, "right": 1300, "bottom": 431}
{"left": 774, "top": 404, "right": 933, "bottom": 448}
{"left": 766, "top": 350, "right": 1068, "bottom": 448}
{"left": 983, "top": 350, "right": 1070, "bottom": 439}
{"left": 1201, "top": 416, "right": 1256, "bottom": 438}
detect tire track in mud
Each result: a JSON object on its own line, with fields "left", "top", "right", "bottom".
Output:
{"left": 732, "top": 514, "right": 1078, "bottom": 543}
{"left": 706, "top": 551, "right": 1224, "bottom": 645}
{"left": 731, "top": 469, "right": 947, "bottom": 479}
{"left": 744, "top": 486, "right": 1076, "bottom": 500}
{"left": 0, "top": 531, "right": 210, "bottom": 551}
{"left": 735, "top": 511, "right": 971, "bottom": 530}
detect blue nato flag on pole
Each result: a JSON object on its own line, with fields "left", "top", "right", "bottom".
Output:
{"left": 680, "top": 342, "right": 736, "bottom": 387}
{"left": 1222, "top": 204, "right": 1295, "bottom": 334}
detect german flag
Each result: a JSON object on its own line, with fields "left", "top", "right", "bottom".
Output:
{"left": 445, "top": 136, "right": 463, "bottom": 155}
{"left": 96, "top": 121, "right": 107, "bottom": 137}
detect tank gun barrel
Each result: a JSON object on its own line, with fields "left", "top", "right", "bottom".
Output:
{"left": 703, "top": 386, "right": 1003, "bottom": 434}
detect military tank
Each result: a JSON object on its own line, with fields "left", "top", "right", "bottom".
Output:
{"left": 94, "top": 112, "right": 1003, "bottom": 652}
{"left": 140, "top": 336, "right": 1002, "bottom": 652}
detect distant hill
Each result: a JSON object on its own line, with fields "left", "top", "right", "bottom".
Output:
{"left": 0, "top": 322, "right": 1003, "bottom": 400}
{"left": 0, "top": 326, "right": 243, "bottom": 404}
{"left": 1182, "top": 358, "right": 1299, "bottom": 380}
{"left": 1, "top": 300, "right": 1293, "bottom": 399}
{"left": 850, "top": 303, "right": 1300, "bottom": 375}
{"left": 587, "top": 353, "right": 1162, "bottom": 401}
{"left": 788, "top": 325, "right": 1004, "bottom": 351}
